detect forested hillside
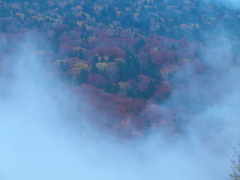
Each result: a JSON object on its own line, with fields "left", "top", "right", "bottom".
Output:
{"left": 1, "top": 0, "right": 240, "bottom": 137}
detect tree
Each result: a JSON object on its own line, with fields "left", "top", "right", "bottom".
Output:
{"left": 171, "top": 44, "right": 177, "bottom": 51}
{"left": 105, "top": 65, "right": 119, "bottom": 83}
{"left": 91, "top": 56, "right": 99, "bottom": 74}
{"left": 96, "top": 62, "right": 107, "bottom": 75}
{"left": 87, "top": 73, "right": 108, "bottom": 88}
{"left": 230, "top": 141, "right": 240, "bottom": 179}
{"left": 59, "top": 61, "right": 69, "bottom": 72}
{"left": 134, "top": 38, "right": 146, "bottom": 52}
{"left": 77, "top": 69, "right": 89, "bottom": 85}
{"left": 91, "top": 62, "right": 99, "bottom": 74}
{"left": 77, "top": 49, "right": 86, "bottom": 60}
{"left": 105, "top": 82, "right": 120, "bottom": 93}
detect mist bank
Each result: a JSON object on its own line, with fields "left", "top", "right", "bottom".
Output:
{"left": 0, "top": 31, "right": 239, "bottom": 180}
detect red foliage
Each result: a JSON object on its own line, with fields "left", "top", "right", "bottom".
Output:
{"left": 98, "top": 32, "right": 110, "bottom": 39}
{"left": 137, "top": 74, "right": 153, "bottom": 90}
{"left": 90, "top": 46, "right": 126, "bottom": 58}
{"left": 140, "top": 37, "right": 162, "bottom": 52}
{"left": 53, "top": 23, "right": 66, "bottom": 33}
{"left": 150, "top": 50, "right": 177, "bottom": 66}
{"left": 139, "top": 104, "right": 174, "bottom": 128}
{"left": 87, "top": 73, "right": 109, "bottom": 88}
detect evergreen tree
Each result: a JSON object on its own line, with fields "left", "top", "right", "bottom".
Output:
{"left": 108, "top": 55, "right": 115, "bottom": 62}
{"left": 92, "top": 55, "right": 99, "bottom": 63}
{"left": 91, "top": 55, "right": 99, "bottom": 73}
{"left": 134, "top": 38, "right": 146, "bottom": 52}
{"left": 105, "top": 83, "right": 120, "bottom": 93}
{"left": 91, "top": 62, "right": 99, "bottom": 74}
{"left": 144, "top": 55, "right": 159, "bottom": 78}
{"left": 78, "top": 49, "right": 86, "bottom": 59}
{"left": 171, "top": 44, "right": 177, "bottom": 51}
{"left": 77, "top": 69, "right": 89, "bottom": 85}
{"left": 59, "top": 61, "right": 69, "bottom": 72}
{"left": 174, "top": 54, "right": 179, "bottom": 62}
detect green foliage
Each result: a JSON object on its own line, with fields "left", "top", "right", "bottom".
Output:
{"left": 174, "top": 54, "right": 179, "bottom": 62}
{"left": 171, "top": 44, "right": 177, "bottom": 51}
{"left": 59, "top": 61, "right": 69, "bottom": 73}
{"left": 92, "top": 56, "right": 99, "bottom": 63}
{"left": 116, "top": 55, "right": 141, "bottom": 81}
{"left": 78, "top": 49, "right": 86, "bottom": 60}
{"left": 77, "top": 69, "right": 89, "bottom": 85}
{"left": 108, "top": 56, "right": 115, "bottom": 62}
{"left": 104, "top": 82, "right": 120, "bottom": 93}
{"left": 82, "top": 2, "right": 95, "bottom": 16}
{"left": 81, "top": 24, "right": 87, "bottom": 32}
{"left": 90, "top": 56, "right": 99, "bottom": 73}
{"left": 126, "top": 80, "right": 156, "bottom": 99}
{"left": 155, "top": 91, "right": 170, "bottom": 104}
{"left": 134, "top": 38, "right": 146, "bottom": 52}
{"left": 91, "top": 62, "right": 99, "bottom": 74}
{"left": 144, "top": 55, "right": 159, "bottom": 79}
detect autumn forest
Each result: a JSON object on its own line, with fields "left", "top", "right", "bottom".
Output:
{"left": 1, "top": 0, "right": 240, "bottom": 138}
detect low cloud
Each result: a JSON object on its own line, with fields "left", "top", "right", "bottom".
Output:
{"left": 0, "top": 33, "right": 239, "bottom": 180}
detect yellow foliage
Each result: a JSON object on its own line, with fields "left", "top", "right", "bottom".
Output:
{"left": 223, "top": 15, "right": 231, "bottom": 19}
{"left": 152, "top": 46, "right": 161, "bottom": 51}
{"left": 160, "top": 65, "right": 179, "bottom": 78}
{"left": 209, "top": 17, "right": 216, "bottom": 22}
{"left": 88, "top": 37, "right": 98, "bottom": 41}
{"left": 68, "top": 62, "right": 89, "bottom": 76}
{"left": 73, "top": 47, "right": 86, "bottom": 51}
{"left": 108, "top": 62, "right": 116, "bottom": 66}
{"left": 104, "top": 55, "right": 109, "bottom": 61}
{"left": 73, "top": 62, "right": 88, "bottom": 70}
{"left": 37, "top": 17, "right": 44, "bottom": 21}
{"left": 195, "top": 24, "right": 200, "bottom": 29}
{"left": 44, "top": 16, "right": 53, "bottom": 20}
{"left": 82, "top": 12, "right": 90, "bottom": 18}
{"left": 204, "top": 21, "right": 212, "bottom": 25}
{"left": 96, "top": 63, "right": 107, "bottom": 73}
{"left": 133, "top": 13, "right": 138, "bottom": 18}
{"left": 118, "top": 82, "right": 131, "bottom": 92}
{"left": 75, "top": 6, "right": 82, "bottom": 10}
{"left": 180, "top": 24, "right": 191, "bottom": 29}
{"left": 15, "top": 13, "right": 25, "bottom": 20}
{"left": 116, "top": 58, "right": 125, "bottom": 63}
{"left": 76, "top": 21, "right": 83, "bottom": 26}
{"left": 54, "top": 60, "right": 68, "bottom": 65}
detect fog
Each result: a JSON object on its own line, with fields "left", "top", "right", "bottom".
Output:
{"left": 0, "top": 33, "right": 239, "bottom": 180}
{"left": 204, "top": 0, "right": 240, "bottom": 8}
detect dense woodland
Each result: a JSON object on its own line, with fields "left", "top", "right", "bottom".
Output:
{"left": 1, "top": 0, "right": 240, "bottom": 138}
